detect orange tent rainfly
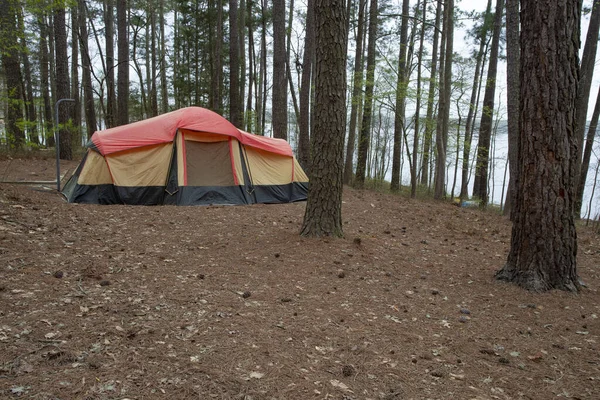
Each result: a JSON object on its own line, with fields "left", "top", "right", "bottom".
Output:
{"left": 62, "top": 107, "right": 309, "bottom": 205}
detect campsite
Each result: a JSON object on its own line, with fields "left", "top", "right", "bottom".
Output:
{"left": 0, "top": 156, "right": 599, "bottom": 399}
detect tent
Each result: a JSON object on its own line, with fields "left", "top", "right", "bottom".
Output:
{"left": 62, "top": 107, "right": 308, "bottom": 206}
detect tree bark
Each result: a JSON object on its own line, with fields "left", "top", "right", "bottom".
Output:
{"left": 299, "top": 0, "right": 316, "bottom": 173}
{"left": 496, "top": 0, "right": 580, "bottom": 292}
{"left": 272, "top": 0, "right": 288, "bottom": 139}
{"left": 354, "top": 0, "right": 378, "bottom": 188}
{"left": 342, "top": 0, "right": 365, "bottom": 185}
{"left": 390, "top": 0, "right": 411, "bottom": 192}
{"left": 301, "top": 0, "right": 347, "bottom": 237}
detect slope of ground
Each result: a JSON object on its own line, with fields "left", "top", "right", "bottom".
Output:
{"left": 0, "top": 158, "right": 599, "bottom": 399}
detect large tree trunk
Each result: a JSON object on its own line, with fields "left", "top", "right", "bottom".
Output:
{"left": 117, "top": 0, "right": 129, "bottom": 124}
{"left": 420, "top": 0, "right": 442, "bottom": 187}
{"left": 301, "top": 0, "right": 347, "bottom": 237}
{"left": 299, "top": 0, "right": 316, "bottom": 173}
{"left": 0, "top": 0, "right": 25, "bottom": 149}
{"left": 272, "top": 0, "right": 288, "bottom": 139}
{"left": 460, "top": 0, "right": 493, "bottom": 201}
{"left": 574, "top": 0, "right": 600, "bottom": 216}
{"left": 79, "top": 0, "right": 97, "bottom": 138}
{"left": 342, "top": 0, "right": 365, "bottom": 185}
{"left": 504, "top": 0, "right": 519, "bottom": 218}
{"left": 473, "top": 0, "right": 504, "bottom": 206}
{"left": 390, "top": 0, "right": 411, "bottom": 192}
{"left": 54, "top": 5, "right": 72, "bottom": 160}
{"left": 354, "top": 0, "right": 378, "bottom": 188}
{"left": 496, "top": 0, "right": 579, "bottom": 292}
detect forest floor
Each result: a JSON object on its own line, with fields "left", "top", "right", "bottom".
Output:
{"left": 0, "top": 155, "right": 599, "bottom": 400}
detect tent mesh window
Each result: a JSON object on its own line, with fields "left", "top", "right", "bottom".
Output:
{"left": 185, "top": 140, "right": 235, "bottom": 186}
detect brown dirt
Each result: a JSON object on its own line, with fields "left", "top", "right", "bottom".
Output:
{"left": 0, "top": 157, "right": 599, "bottom": 400}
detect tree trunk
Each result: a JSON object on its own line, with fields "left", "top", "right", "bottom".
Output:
{"left": 574, "top": 0, "right": 600, "bottom": 216}
{"left": 117, "top": 0, "right": 129, "bottom": 124}
{"left": 420, "top": 0, "right": 442, "bottom": 187}
{"left": 150, "top": 5, "right": 158, "bottom": 116}
{"left": 576, "top": 85, "right": 600, "bottom": 217}
{"left": 434, "top": 0, "right": 454, "bottom": 200}
{"left": 285, "top": 0, "right": 300, "bottom": 129}
{"left": 78, "top": 0, "right": 97, "bottom": 139}
{"left": 411, "top": 0, "right": 426, "bottom": 197}
{"left": 105, "top": 0, "right": 116, "bottom": 127}
{"left": 301, "top": 0, "right": 347, "bottom": 237}
{"left": 342, "top": 0, "right": 365, "bottom": 184}
{"left": 496, "top": 0, "right": 579, "bottom": 292}
{"left": 299, "top": 0, "right": 316, "bottom": 173}
{"left": 38, "top": 14, "right": 54, "bottom": 146}
{"left": 0, "top": 0, "right": 25, "bottom": 149}
{"left": 229, "top": 0, "right": 242, "bottom": 127}
{"left": 17, "top": 6, "right": 38, "bottom": 145}
{"left": 71, "top": 4, "right": 81, "bottom": 148}
{"left": 54, "top": 5, "right": 72, "bottom": 160}
{"left": 473, "top": 0, "right": 505, "bottom": 206}
{"left": 239, "top": 0, "right": 247, "bottom": 127}
{"left": 245, "top": 0, "right": 254, "bottom": 131}
{"left": 354, "top": 0, "right": 378, "bottom": 188}
{"left": 272, "top": 0, "right": 288, "bottom": 139}
{"left": 460, "top": 0, "right": 492, "bottom": 201}
{"left": 390, "top": 0, "right": 410, "bottom": 192}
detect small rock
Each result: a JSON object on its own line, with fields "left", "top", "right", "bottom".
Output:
{"left": 198, "top": 274, "right": 205, "bottom": 280}
{"left": 498, "top": 357, "right": 510, "bottom": 364}
{"left": 274, "top": 253, "right": 280, "bottom": 258}
{"left": 99, "top": 280, "right": 110, "bottom": 286}
{"left": 459, "top": 308, "right": 471, "bottom": 315}
{"left": 430, "top": 370, "right": 444, "bottom": 378}
{"left": 242, "top": 291, "right": 251, "bottom": 299}
{"left": 342, "top": 365, "right": 354, "bottom": 377}
{"left": 353, "top": 237, "right": 362, "bottom": 245}
{"left": 281, "top": 298, "right": 292, "bottom": 303}
{"left": 431, "top": 289, "right": 439, "bottom": 295}
{"left": 458, "top": 316, "right": 470, "bottom": 323}
{"left": 54, "top": 270, "right": 64, "bottom": 279}
{"left": 338, "top": 271, "right": 346, "bottom": 279}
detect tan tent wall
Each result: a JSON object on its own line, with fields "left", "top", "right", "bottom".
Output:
{"left": 106, "top": 143, "right": 173, "bottom": 187}
{"left": 244, "top": 146, "right": 293, "bottom": 185}
{"left": 78, "top": 149, "right": 113, "bottom": 185}
{"left": 292, "top": 158, "right": 309, "bottom": 182}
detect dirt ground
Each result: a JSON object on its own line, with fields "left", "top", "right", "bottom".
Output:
{"left": 0, "top": 156, "right": 599, "bottom": 400}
